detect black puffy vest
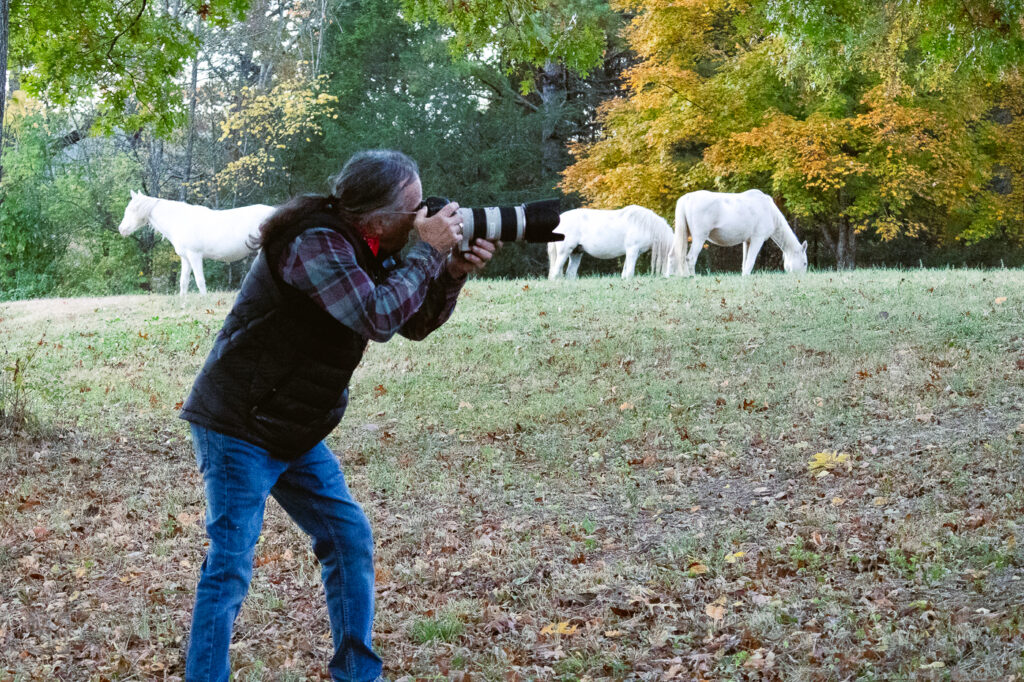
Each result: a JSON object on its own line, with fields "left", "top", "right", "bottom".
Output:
{"left": 179, "top": 215, "right": 386, "bottom": 460}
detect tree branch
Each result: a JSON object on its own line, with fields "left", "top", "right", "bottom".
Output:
{"left": 105, "top": 0, "right": 150, "bottom": 61}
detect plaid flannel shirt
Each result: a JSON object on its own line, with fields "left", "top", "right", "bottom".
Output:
{"left": 278, "top": 227, "right": 465, "bottom": 342}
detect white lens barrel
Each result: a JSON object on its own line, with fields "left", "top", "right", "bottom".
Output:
{"left": 458, "top": 208, "right": 474, "bottom": 251}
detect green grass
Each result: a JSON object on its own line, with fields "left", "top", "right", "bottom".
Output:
{"left": 1, "top": 269, "right": 1023, "bottom": 679}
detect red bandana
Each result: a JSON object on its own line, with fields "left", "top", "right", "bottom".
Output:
{"left": 364, "top": 236, "right": 380, "bottom": 256}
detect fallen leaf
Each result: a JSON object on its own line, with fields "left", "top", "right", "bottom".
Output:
{"left": 619, "top": 402, "right": 634, "bottom": 411}
{"left": 808, "top": 451, "right": 851, "bottom": 474}
{"left": 705, "top": 603, "right": 725, "bottom": 621}
{"left": 994, "top": 297, "right": 1007, "bottom": 305}
{"left": 540, "top": 621, "right": 578, "bottom": 636}
{"left": 724, "top": 551, "right": 745, "bottom": 564}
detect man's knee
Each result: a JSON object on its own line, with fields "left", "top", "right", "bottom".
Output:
{"left": 312, "top": 515, "right": 373, "bottom": 563}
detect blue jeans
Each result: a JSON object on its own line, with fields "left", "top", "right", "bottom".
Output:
{"left": 185, "top": 424, "right": 382, "bottom": 682}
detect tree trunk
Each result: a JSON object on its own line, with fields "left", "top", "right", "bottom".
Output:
{"left": 539, "top": 60, "right": 566, "bottom": 180}
{"left": 837, "top": 220, "right": 856, "bottom": 270}
{"left": 819, "top": 220, "right": 857, "bottom": 270}
{"left": 182, "top": 20, "right": 202, "bottom": 200}
{"left": 313, "top": 0, "right": 327, "bottom": 76}
{"left": 137, "top": 137, "right": 164, "bottom": 290}
{"left": 0, "top": 0, "right": 10, "bottom": 189}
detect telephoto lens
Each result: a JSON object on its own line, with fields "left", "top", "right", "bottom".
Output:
{"left": 422, "top": 196, "right": 563, "bottom": 251}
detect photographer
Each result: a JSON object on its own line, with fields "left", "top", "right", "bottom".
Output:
{"left": 178, "top": 149, "right": 499, "bottom": 682}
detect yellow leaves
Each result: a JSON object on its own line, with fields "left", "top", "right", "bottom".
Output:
{"left": 214, "top": 77, "right": 338, "bottom": 196}
{"left": 540, "top": 621, "right": 578, "bottom": 636}
{"left": 688, "top": 562, "right": 709, "bottom": 575}
{"left": 724, "top": 551, "right": 745, "bottom": 564}
{"left": 705, "top": 595, "right": 727, "bottom": 621}
{"left": 807, "top": 451, "right": 852, "bottom": 477}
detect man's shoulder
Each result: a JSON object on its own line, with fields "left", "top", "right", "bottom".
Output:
{"left": 290, "top": 226, "right": 357, "bottom": 258}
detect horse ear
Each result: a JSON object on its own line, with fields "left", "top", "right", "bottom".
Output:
{"left": 130, "top": 190, "right": 137, "bottom": 198}
{"left": 802, "top": 240, "right": 808, "bottom": 253}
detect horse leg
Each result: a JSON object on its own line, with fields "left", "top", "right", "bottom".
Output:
{"left": 189, "top": 253, "right": 208, "bottom": 295}
{"left": 741, "top": 238, "right": 766, "bottom": 276}
{"left": 566, "top": 251, "right": 583, "bottom": 279}
{"left": 178, "top": 256, "right": 192, "bottom": 297}
{"left": 548, "top": 244, "right": 571, "bottom": 280}
{"left": 685, "top": 237, "right": 706, "bottom": 277}
{"left": 622, "top": 245, "right": 642, "bottom": 278}
{"left": 742, "top": 241, "right": 748, "bottom": 268}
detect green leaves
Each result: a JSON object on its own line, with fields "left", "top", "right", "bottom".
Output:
{"left": 9, "top": 0, "right": 251, "bottom": 135}
{"left": 400, "top": 0, "right": 614, "bottom": 86}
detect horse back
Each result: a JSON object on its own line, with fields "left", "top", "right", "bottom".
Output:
{"left": 679, "top": 190, "right": 776, "bottom": 246}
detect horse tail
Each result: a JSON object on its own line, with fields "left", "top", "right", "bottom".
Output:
{"left": 651, "top": 213, "right": 674, "bottom": 276}
{"left": 673, "top": 195, "right": 689, "bottom": 276}
{"left": 622, "top": 206, "right": 671, "bottom": 275}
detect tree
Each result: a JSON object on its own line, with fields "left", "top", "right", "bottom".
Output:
{"left": 562, "top": 0, "right": 1023, "bottom": 269}
{"left": 208, "top": 77, "right": 338, "bottom": 204}
{"left": 7, "top": 0, "right": 250, "bottom": 135}
{"left": 401, "top": 0, "right": 622, "bottom": 179}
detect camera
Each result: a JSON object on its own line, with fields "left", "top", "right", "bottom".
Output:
{"left": 422, "top": 196, "right": 564, "bottom": 251}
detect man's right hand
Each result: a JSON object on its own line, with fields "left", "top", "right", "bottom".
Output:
{"left": 415, "top": 202, "right": 462, "bottom": 253}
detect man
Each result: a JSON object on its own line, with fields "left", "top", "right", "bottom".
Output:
{"left": 179, "top": 150, "right": 499, "bottom": 681}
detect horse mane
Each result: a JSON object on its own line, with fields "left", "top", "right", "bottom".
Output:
{"left": 766, "top": 199, "right": 800, "bottom": 252}
{"left": 621, "top": 205, "right": 673, "bottom": 275}
{"left": 132, "top": 193, "right": 161, "bottom": 217}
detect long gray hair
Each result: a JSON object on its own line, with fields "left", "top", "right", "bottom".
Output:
{"left": 330, "top": 149, "right": 420, "bottom": 215}
{"left": 256, "top": 150, "right": 419, "bottom": 251}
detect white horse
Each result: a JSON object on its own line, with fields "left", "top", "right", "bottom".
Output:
{"left": 547, "top": 205, "right": 674, "bottom": 280}
{"left": 118, "top": 191, "right": 276, "bottom": 296}
{"left": 671, "top": 189, "right": 808, "bottom": 276}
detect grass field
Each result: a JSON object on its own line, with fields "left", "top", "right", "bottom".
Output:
{"left": 1, "top": 268, "right": 1023, "bottom": 681}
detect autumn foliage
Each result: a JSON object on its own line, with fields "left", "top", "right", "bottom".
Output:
{"left": 562, "top": 0, "right": 1024, "bottom": 268}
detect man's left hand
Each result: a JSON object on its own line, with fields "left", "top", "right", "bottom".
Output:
{"left": 447, "top": 239, "right": 501, "bottom": 279}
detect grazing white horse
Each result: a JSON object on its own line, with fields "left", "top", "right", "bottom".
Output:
{"left": 671, "top": 189, "right": 808, "bottom": 276}
{"left": 547, "top": 205, "right": 674, "bottom": 280}
{"left": 118, "top": 191, "right": 276, "bottom": 296}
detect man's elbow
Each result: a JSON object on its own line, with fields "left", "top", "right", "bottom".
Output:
{"left": 364, "top": 324, "right": 399, "bottom": 343}
{"left": 398, "top": 325, "right": 432, "bottom": 341}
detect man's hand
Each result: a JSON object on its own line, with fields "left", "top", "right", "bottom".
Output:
{"left": 447, "top": 239, "right": 501, "bottom": 279}
{"left": 415, "top": 202, "right": 462, "bottom": 253}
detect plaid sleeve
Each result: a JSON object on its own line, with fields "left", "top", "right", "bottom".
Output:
{"left": 278, "top": 228, "right": 449, "bottom": 342}
{"left": 397, "top": 268, "right": 466, "bottom": 341}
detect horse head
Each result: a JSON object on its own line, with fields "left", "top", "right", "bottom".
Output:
{"left": 783, "top": 240, "right": 809, "bottom": 273}
{"left": 118, "top": 191, "right": 153, "bottom": 236}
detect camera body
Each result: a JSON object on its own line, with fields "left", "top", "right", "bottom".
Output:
{"left": 423, "top": 196, "right": 563, "bottom": 251}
